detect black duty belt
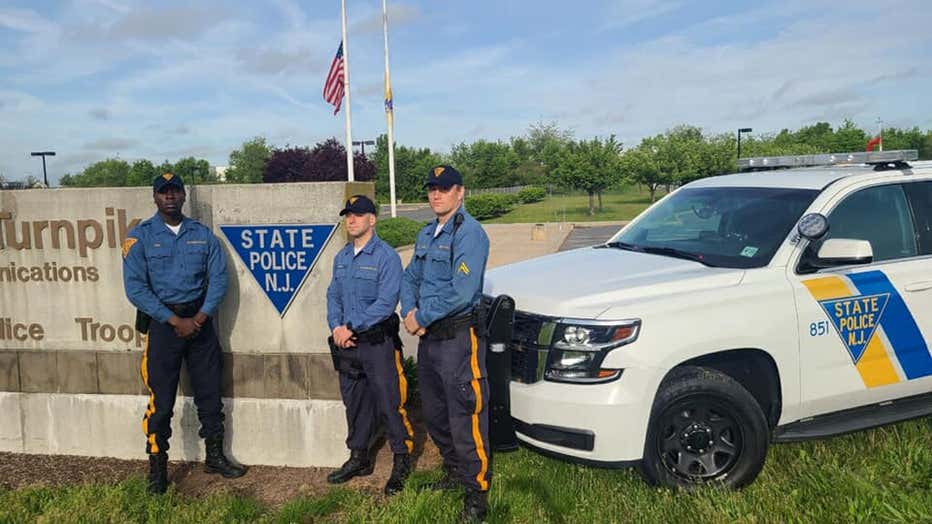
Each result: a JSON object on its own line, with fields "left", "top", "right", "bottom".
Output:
{"left": 423, "top": 309, "right": 481, "bottom": 341}
{"left": 353, "top": 313, "right": 402, "bottom": 345}
{"left": 330, "top": 313, "right": 403, "bottom": 377}
{"left": 165, "top": 297, "right": 205, "bottom": 317}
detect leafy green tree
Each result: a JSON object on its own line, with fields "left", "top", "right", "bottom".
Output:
{"left": 60, "top": 158, "right": 131, "bottom": 187}
{"left": 173, "top": 157, "right": 216, "bottom": 184}
{"left": 621, "top": 145, "right": 667, "bottom": 203}
{"left": 527, "top": 121, "right": 573, "bottom": 185}
{"left": 552, "top": 135, "right": 623, "bottom": 215}
{"left": 226, "top": 137, "right": 271, "bottom": 184}
{"left": 833, "top": 119, "right": 868, "bottom": 152}
{"left": 127, "top": 159, "right": 157, "bottom": 186}
{"left": 372, "top": 134, "right": 444, "bottom": 203}
{"left": 449, "top": 140, "right": 521, "bottom": 188}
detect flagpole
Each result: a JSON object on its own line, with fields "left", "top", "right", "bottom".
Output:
{"left": 341, "top": 0, "right": 355, "bottom": 181}
{"left": 382, "top": 0, "right": 397, "bottom": 217}
{"left": 876, "top": 117, "right": 883, "bottom": 152}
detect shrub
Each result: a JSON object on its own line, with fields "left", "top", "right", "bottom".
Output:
{"left": 377, "top": 216, "right": 424, "bottom": 248}
{"left": 465, "top": 193, "right": 517, "bottom": 220}
{"left": 517, "top": 186, "right": 547, "bottom": 204}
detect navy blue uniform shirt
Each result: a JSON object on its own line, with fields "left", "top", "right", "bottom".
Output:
{"left": 122, "top": 213, "right": 228, "bottom": 323}
{"left": 326, "top": 232, "right": 403, "bottom": 332}
{"left": 401, "top": 207, "right": 489, "bottom": 328}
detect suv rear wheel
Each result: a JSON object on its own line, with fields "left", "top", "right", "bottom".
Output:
{"left": 638, "top": 365, "right": 769, "bottom": 489}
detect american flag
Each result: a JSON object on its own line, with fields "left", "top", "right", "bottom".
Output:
{"left": 323, "top": 41, "right": 345, "bottom": 115}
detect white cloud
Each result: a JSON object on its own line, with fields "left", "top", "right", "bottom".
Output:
{"left": 599, "top": 0, "right": 683, "bottom": 31}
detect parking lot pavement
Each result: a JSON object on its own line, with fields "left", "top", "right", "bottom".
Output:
{"left": 558, "top": 223, "right": 626, "bottom": 251}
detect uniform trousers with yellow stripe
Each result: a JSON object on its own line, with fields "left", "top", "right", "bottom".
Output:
{"left": 417, "top": 324, "right": 491, "bottom": 492}
{"left": 338, "top": 337, "right": 415, "bottom": 455}
{"left": 141, "top": 317, "right": 225, "bottom": 455}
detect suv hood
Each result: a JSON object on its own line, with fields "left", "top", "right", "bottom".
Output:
{"left": 483, "top": 246, "right": 745, "bottom": 318}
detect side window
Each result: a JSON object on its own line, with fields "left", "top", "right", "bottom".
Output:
{"left": 823, "top": 184, "right": 918, "bottom": 262}
{"left": 904, "top": 181, "right": 932, "bottom": 256}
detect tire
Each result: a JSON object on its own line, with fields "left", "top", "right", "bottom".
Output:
{"left": 638, "top": 365, "right": 769, "bottom": 490}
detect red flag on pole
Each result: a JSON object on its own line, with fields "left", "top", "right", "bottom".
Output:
{"left": 866, "top": 135, "right": 882, "bottom": 152}
{"left": 323, "top": 42, "right": 345, "bottom": 115}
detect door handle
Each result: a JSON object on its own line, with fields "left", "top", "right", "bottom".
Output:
{"left": 905, "top": 281, "right": 932, "bottom": 292}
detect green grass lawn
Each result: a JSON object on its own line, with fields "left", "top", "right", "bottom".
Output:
{"left": 3, "top": 419, "right": 929, "bottom": 523}
{"left": 484, "top": 187, "right": 667, "bottom": 224}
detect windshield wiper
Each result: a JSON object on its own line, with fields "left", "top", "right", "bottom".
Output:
{"left": 601, "top": 241, "right": 643, "bottom": 251}
{"left": 602, "top": 241, "right": 716, "bottom": 267}
{"left": 637, "top": 246, "right": 717, "bottom": 267}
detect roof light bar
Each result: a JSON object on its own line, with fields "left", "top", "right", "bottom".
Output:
{"left": 738, "top": 150, "right": 918, "bottom": 170}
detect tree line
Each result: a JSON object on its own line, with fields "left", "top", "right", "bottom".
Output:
{"left": 59, "top": 120, "right": 932, "bottom": 215}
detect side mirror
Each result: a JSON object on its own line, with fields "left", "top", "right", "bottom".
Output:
{"left": 817, "top": 238, "right": 873, "bottom": 266}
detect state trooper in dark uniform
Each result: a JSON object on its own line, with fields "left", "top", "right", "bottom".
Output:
{"left": 401, "top": 166, "right": 492, "bottom": 521}
{"left": 122, "top": 173, "right": 246, "bottom": 494}
{"left": 325, "top": 195, "right": 414, "bottom": 495}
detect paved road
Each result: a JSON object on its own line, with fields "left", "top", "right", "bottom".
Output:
{"left": 559, "top": 225, "right": 623, "bottom": 251}
{"left": 379, "top": 204, "right": 435, "bottom": 223}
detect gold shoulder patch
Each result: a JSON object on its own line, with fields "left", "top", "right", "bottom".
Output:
{"left": 434, "top": 166, "right": 445, "bottom": 177}
{"left": 458, "top": 262, "right": 470, "bottom": 275}
{"left": 121, "top": 237, "right": 138, "bottom": 259}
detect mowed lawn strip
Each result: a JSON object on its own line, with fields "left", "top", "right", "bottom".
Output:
{"left": 484, "top": 187, "right": 667, "bottom": 224}
{"left": 2, "top": 419, "right": 929, "bottom": 523}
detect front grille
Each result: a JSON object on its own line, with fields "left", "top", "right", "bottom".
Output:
{"left": 509, "top": 310, "right": 554, "bottom": 384}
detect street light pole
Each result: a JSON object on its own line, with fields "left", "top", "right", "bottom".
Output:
{"left": 736, "top": 128, "right": 752, "bottom": 167}
{"left": 352, "top": 139, "right": 375, "bottom": 156}
{"left": 30, "top": 151, "right": 56, "bottom": 187}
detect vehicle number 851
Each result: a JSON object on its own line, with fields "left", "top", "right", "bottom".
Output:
{"left": 809, "top": 320, "right": 829, "bottom": 337}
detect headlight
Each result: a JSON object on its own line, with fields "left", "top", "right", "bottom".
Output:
{"left": 545, "top": 319, "right": 640, "bottom": 384}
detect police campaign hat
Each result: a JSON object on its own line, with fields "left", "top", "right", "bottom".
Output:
{"left": 339, "top": 194, "right": 378, "bottom": 216}
{"left": 424, "top": 165, "right": 463, "bottom": 188}
{"left": 153, "top": 172, "right": 185, "bottom": 192}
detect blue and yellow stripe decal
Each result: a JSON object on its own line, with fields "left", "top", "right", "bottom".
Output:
{"left": 803, "top": 270, "right": 932, "bottom": 388}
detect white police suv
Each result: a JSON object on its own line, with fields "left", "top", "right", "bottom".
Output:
{"left": 484, "top": 150, "right": 932, "bottom": 488}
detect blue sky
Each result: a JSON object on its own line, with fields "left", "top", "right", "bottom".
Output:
{"left": 1, "top": 0, "right": 930, "bottom": 184}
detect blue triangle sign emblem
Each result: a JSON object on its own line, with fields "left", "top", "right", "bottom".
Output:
{"left": 219, "top": 224, "right": 336, "bottom": 316}
{"left": 818, "top": 293, "right": 890, "bottom": 364}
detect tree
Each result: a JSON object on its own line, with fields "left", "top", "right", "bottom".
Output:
{"left": 372, "top": 134, "right": 444, "bottom": 203}
{"left": 552, "top": 136, "right": 623, "bottom": 215}
{"left": 127, "top": 159, "right": 157, "bottom": 187}
{"left": 24, "top": 175, "right": 41, "bottom": 188}
{"left": 526, "top": 121, "right": 573, "bottom": 185}
{"left": 60, "top": 158, "right": 131, "bottom": 187}
{"left": 833, "top": 119, "right": 868, "bottom": 152}
{"left": 173, "top": 156, "right": 216, "bottom": 184}
{"left": 449, "top": 140, "right": 521, "bottom": 188}
{"left": 622, "top": 145, "right": 667, "bottom": 203}
{"left": 264, "top": 146, "right": 313, "bottom": 183}
{"left": 263, "top": 138, "right": 375, "bottom": 183}
{"left": 226, "top": 137, "right": 271, "bottom": 184}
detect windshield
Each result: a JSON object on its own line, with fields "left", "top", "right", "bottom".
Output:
{"left": 610, "top": 187, "right": 819, "bottom": 268}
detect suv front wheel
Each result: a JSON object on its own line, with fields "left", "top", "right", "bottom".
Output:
{"left": 638, "top": 365, "right": 769, "bottom": 489}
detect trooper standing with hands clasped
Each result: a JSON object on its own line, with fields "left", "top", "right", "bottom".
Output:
{"left": 122, "top": 173, "right": 246, "bottom": 495}
{"left": 325, "top": 195, "right": 415, "bottom": 495}
{"left": 401, "top": 166, "right": 492, "bottom": 521}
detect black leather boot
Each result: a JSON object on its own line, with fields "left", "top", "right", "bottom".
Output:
{"left": 147, "top": 452, "right": 168, "bottom": 494}
{"left": 204, "top": 437, "right": 247, "bottom": 478}
{"left": 383, "top": 453, "right": 412, "bottom": 495}
{"left": 461, "top": 489, "right": 489, "bottom": 522}
{"left": 425, "top": 462, "right": 460, "bottom": 492}
{"left": 327, "top": 449, "right": 374, "bottom": 484}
